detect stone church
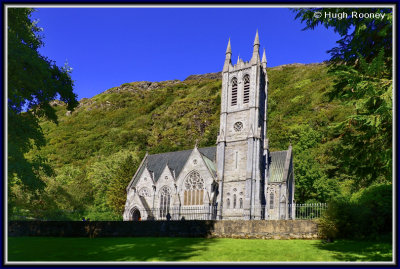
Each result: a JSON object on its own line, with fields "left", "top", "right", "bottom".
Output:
{"left": 123, "top": 32, "right": 295, "bottom": 221}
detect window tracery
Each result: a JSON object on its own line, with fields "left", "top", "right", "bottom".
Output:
{"left": 183, "top": 171, "right": 204, "bottom": 206}
{"left": 159, "top": 186, "right": 171, "bottom": 218}
{"left": 233, "top": 122, "right": 243, "bottom": 132}
{"left": 138, "top": 187, "right": 151, "bottom": 197}
{"left": 270, "top": 192, "right": 274, "bottom": 209}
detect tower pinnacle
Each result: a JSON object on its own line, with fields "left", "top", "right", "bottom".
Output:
{"left": 253, "top": 30, "right": 260, "bottom": 46}
{"left": 251, "top": 30, "right": 260, "bottom": 64}
{"left": 226, "top": 38, "right": 232, "bottom": 54}
{"left": 223, "top": 38, "right": 232, "bottom": 72}
{"left": 262, "top": 48, "right": 267, "bottom": 69}
{"left": 262, "top": 48, "right": 267, "bottom": 63}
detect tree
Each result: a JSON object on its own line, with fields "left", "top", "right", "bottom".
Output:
{"left": 292, "top": 8, "right": 392, "bottom": 189}
{"left": 106, "top": 155, "right": 140, "bottom": 215}
{"left": 8, "top": 8, "right": 78, "bottom": 195}
{"left": 293, "top": 8, "right": 392, "bottom": 68}
{"left": 328, "top": 50, "right": 392, "bottom": 188}
{"left": 291, "top": 125, "right": 339, "bottom": 203}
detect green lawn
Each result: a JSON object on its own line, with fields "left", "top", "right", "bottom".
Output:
{"left": 8, "top": 237, "right": 392, "bottom": 262}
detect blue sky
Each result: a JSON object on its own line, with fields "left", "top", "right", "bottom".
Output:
{"left": 33, "top": 7, "right": 341, "bottom": 100}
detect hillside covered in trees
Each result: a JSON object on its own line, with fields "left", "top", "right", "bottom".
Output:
{"left": 8, "top": 8, "right": 392, "bottom": 244}
{"left": 11, "top": 62, "right": 388, "bottom": 220}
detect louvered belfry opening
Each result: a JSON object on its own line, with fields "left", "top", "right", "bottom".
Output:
{"left": 243, "top": 74, "right": 250, "bottom": 103}
{"left": 231, "top": 77, "right": 238, "bottom": 106}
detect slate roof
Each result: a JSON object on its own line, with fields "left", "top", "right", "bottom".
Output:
{"left": 129, "top": 145, "right": 289, "bottom": 188}
{"left": 201, "top": 154, "right": 217, "bottom": 177}
{"left": 131, "top": 146, "right": 217, "bottom": 185}
{"left": 268, "top": 150, "right": 289, "bottom": 183}
{"left": 198, "top": 146, "right": 217, "bottom": 161}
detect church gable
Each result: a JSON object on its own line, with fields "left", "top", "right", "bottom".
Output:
{"left": 135, "top": 167, "right": 155, "bottom": 188}
{"left": 126, "top": 146, "right": 217, "bottom": 209}
{"left": 155, "top": 164, "right": 175, "bottom": 196}
{"left": 175, "top": 147, "right": 216, "bottom": 204}
{"left": 126, "top": 153, "right": 148, "bottom": 191}
{"left": 124, "top": 165, "right": 154, "bottom": 217}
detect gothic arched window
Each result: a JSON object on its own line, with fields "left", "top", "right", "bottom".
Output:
{"left": 231, "top": 77, "right": 238, "bottom": 106}
{"left": 138, "top": 187, "right": 151, "bottom": 197}
{"left": 243, "top": 74, "right": 250, "bottom": 104}
{"left": 233, "top": 194, "right": 237, "bottom": 208}
{"left": 159, "top": 186, "right": 171, "bottom": 218}
{"left": 183, "top": 171, "right": 204, "bottom": 206}
{"left": 227, "top": 198, "right": 230, "bottom": 209}
{"left": 269, "top": 192, "right": 274, "bottom": 209}
{"left": 239, "top": 198, "right": 243, "bottom": 209}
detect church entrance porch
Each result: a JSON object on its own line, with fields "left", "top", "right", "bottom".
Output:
{"left": 130, "top": 208, "right": 141, "bottom": 221}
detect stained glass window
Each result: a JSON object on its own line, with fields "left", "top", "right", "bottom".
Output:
{"left": 160, "top": 186, "right": 171, "bottom": 218}
{"left": 183, "top": 171, "right": 204, "bottom": 206}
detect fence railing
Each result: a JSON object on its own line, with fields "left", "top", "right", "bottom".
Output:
{"left": 9, "top": 203, "right": 328, "bottom": 221}
{"left": 127, "top": 203, "right": 328, "bottom": 221}
{"left": 292, "top": 203, "right": 328, "bottom": 220}
{"left": 133, "top": 205, "right": 218, "bottom": 221}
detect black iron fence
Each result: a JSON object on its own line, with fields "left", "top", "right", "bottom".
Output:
{"left": 130, "top": 205, "right": 218, "bottom": 221}
{"left": 128, "top": 203, "right": 328, "bottom": 221}
{"left": 9, "top": 203, "right": 328, "bottom": 221}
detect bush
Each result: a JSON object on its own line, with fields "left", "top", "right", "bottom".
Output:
{"left": 319, "top": 183, "right": 392, "bottom": 240}
{"left": 85, "top": 210, "right": 122, "bottom": 221}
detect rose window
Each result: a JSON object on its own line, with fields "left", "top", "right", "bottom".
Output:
{"left": 138, "top": 187, "right": 151, "bottom": 197}
{"left": 233, "top": 122, "right": 243, "bottom": 132}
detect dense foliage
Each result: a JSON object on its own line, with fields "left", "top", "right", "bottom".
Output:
{"left": 7, "top": 8, "right": 78, "bottom": 216}
{"left": 106, "top": 155, "right": 141, "bottom": 215}
{"left": 293, "top": 8, "right": 392, "bottom": 68}
{"left": 293, "top": 8, "right": 392, "bottom": 239}
{"left": 293, "top": 8, "right": 392, "bottom": 190}
{"left": 318, "top": 183, "right": 392, "bottom": 240}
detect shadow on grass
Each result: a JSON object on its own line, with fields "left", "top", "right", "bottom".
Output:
{"left": 86, "top": 237, "right": 214, "bottom": 261}
{"left": 8, "top": 237, "right": 216, "bottom": 262}
{"left": 314, "top": 239, "right": 393, "bottom": 261}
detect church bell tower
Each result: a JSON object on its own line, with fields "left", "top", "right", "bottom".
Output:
{"left": 216, "top": 31, "right": 269, "bottom": 219}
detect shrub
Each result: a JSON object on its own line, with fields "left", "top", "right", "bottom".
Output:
{"left": 319, "top": 183, "right": 392, "bottom": 240}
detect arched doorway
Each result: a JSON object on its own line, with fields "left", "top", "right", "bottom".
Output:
{"left": 130, "top": 207, "right": 141, "bottom": 221}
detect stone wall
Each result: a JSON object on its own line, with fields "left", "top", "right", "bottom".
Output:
{"left": 8, "top": 220, "right": 318, "bottom": 239}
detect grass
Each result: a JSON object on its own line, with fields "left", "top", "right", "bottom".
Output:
{"left": 8, "top": 237, "right": 392, "bottom": 262}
